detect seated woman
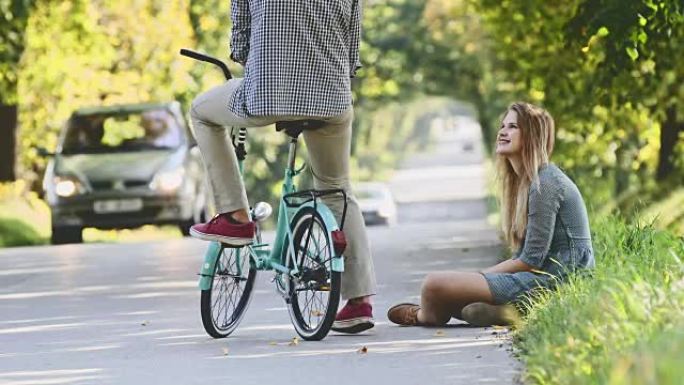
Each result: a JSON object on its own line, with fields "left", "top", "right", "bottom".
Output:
{"left": 388, "top": 102, "right": 595, "bottom": 327}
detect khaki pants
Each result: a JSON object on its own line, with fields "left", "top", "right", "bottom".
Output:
{"left": 190, "top": 79, "right": 376, "bottom": 300}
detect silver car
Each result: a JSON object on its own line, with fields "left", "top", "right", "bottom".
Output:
{"left": 41, "top": 102, "right": 208, "bottom": 244}
{"left": 355, "top": 182, "right": 398, "bottom": 226}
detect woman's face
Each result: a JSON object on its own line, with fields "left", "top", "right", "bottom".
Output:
{"left": 495, "top": 110, "right": 522, "bottom": 156}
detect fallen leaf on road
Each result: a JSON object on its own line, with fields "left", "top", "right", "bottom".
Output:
{"left": 358, "top": 346, "right": 368, "bottom": 354}
{"left": 222, "top": 347, "right": 229, "bottom": 356}
{"left": 310, "top": 310, "right": 324, "bottom": 317}
{"left": 433, "top": 330, "right": 445, "bottom": 337}
{"left": 141, "top": 320, "right": 149, "bottom": 326}
{"left": 289, "top": 337, "right": 300, "bottom": 346}
{"left": 268, "top": 341, "right": 278, "bottom": 346}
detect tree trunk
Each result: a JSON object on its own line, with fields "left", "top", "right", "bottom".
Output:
{"left": 656, "top": 106, "right": 683, "bottom": 181}
{"left": 614, "top": 145, "right": 630, "bottom": 197}
{"left": 0, "top": 103, "right": 18, "bottom": 182}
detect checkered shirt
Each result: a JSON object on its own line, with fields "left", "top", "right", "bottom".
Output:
{"left": 228, "top": 0, "right": 362, "bottom": 118}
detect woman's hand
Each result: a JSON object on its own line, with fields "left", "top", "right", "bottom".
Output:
{"left": 481, "top": 258, "right": 534, "bottom": 274}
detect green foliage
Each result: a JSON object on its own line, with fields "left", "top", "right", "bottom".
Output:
{"left": 17, "top": 0, "right": 195, "bottom": 182}
{"left": 516, "top": 216, "right": 684, "bottom": 384}
{"left": 240, "top": 97, "right": 458, "bottom": 210}
{"left": 0, "top": 181, "right": 49, "bottom": 246}
{"left": 642, "top": 188, "right": 684, "bottom": 234}
{"left": 0, "top": 217, "right": 45, "bottom": 247}
{"left": 101, "top": 115, "right": 144, "bottom": 146}
{"left": 355, "top": 0, "right": 428, "bottom": 107}
{"left": 425, "top": 0, "right": 684, "bottom": 219}
{"left": 0, "top": 0, "right": 34, "bottom": 104}
{"left": 608, "top": 326, "right": 684, "bottom": 385}
{"left": 184, "top": 0, "right": 233, "bottom": 105}
{"left": 6, "top": 0, "right": 681, "bottom": 234}
{"left": 352, "top": 97, "right": 459, "bottom": 180}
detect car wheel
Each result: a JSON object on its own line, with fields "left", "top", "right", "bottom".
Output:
{"left": 179, "top": 221, "right": 192, "bottom": 236}
{"left": 180, "top": 204, "right": 209, "bottom": 237}
{"left": 51, "top": 226, "right": 83, "bottom": 244}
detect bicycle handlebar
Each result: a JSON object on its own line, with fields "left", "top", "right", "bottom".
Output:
{"left": 179, "top": 49, "right": 232, "bottom": 80}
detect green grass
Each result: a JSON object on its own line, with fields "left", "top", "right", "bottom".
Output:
{"left": 642, "top": 187, "right": 684, "bottom": 235}
{"left": 0, "top": 217, "right": 46, "bottom": 247}
{"left": 0, "top": 181, "right": 50, "bottom": 246}
{"left": 516, "top": 216, "right": 684, "bottom": 385}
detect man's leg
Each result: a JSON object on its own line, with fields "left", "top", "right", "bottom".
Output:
{"left": 303, "top": 107, "right": 377, "bottom": 333}
{"left": 189, "top": 80, "right": 273, "bottom": 243}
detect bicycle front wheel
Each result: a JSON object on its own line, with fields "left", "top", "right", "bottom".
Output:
{"left": 200, "top": 244, "right": 257, "bottom": 338}
{"left": 286, "top": 207, "right": 341, "bottom": 341}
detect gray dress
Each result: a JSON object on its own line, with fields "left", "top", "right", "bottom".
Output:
{"left": 483, "top": 164, "right": 595, "bottom": 304}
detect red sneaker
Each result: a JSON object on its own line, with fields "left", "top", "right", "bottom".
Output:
{"left": 189, "top": 214, "right": 255, "bottom": 246}
{"left": 331, "top": 302, "right": 374, "bottom": 334}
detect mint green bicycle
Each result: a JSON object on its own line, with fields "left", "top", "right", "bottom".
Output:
{"left": 181, "top": 49, "right": 347, "bottom": 341}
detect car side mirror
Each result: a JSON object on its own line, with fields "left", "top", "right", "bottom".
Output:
{"left": 35, "top": 146, "right": 55, "bottom": 157}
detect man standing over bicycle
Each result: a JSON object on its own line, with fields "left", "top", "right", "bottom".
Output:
{"left": 189, "top": 0, "right": 377, "bottom": 334}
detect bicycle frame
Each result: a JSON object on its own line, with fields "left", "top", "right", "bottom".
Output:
{"left": 198, "top": 134, "right": 345, "bottom": 291}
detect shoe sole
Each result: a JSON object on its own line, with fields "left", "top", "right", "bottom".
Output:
{"left": 189, "top": 228, "right": 253, "bottom": 246}
{"left": 331, "top": 317, "right": 375, "bottom": 334}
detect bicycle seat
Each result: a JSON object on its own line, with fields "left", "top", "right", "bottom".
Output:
{"left": 276, "top": 119, "right": 325, "bottom": 138}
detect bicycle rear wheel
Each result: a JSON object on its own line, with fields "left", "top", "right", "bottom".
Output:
{"left": 200, "top": 243, "right": 257, "bottom": 338}
{"left": 286, "top": 207, "right": 341, "bottom": 341}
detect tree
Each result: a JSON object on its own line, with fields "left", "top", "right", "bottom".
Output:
{"left": 0, "top": 0, "right": 35, "bottom": 181}
{"left": 18, "top": 0, "right": 195, "bottom": 184}
{"left": 567, "top": 0, "right": 684, "bottom": 182}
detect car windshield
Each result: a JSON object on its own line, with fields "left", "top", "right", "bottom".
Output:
{"left": 61, "top": 108, "right": 183, "bottom": 154}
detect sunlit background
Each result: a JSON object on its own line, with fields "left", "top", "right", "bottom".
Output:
{"left": 1, "top": 0, "right": 682, "bottom": 247}
{"left": 0, "top": 2, "right": 683, "bottom": 384}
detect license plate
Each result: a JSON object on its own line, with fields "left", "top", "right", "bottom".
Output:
{"left": 93, "top": 199, "right": 143, "bottom": 213}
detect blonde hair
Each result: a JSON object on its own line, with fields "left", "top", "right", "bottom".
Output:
{"left": 497, "top": 102, "right": 555, "bottom": 250}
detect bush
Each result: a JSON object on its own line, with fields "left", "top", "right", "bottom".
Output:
{"left": 0, "top": 217, "right": 46, "bottom": 247}
{"left": 0, "top": 181, "right": 50, "bottom": 247}
{"left": 516, "top": 216, "right": 684, "bottom": 385}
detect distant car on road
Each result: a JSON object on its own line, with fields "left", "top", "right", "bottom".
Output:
{"left": 355, "top": 182, "right": 397, "bottom": 226}
{"left": 41, "top": 102, "right": 209, "bottom": 244}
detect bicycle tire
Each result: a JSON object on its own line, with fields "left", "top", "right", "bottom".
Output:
{"left": 200, "top": 243, "right": 257, "bottom": 338}
{"left": 285, "top": 207, "right": 341, "bottom": 341}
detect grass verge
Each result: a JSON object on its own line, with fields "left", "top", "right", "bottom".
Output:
{"left": 0, "top": 181, "right": 50, "bottom": 246}
{"left": 516, "top": 216, "right": 684, "bottom": 385}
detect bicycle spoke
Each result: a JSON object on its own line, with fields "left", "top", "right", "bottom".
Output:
{"left": 208, "top": 246, "right": 253, "bottom": 330}
{"left": 218, "top": 280, "right": 234, "bottom": 327}
{"left": 286, "top": 210, "right": 340, "bottom": 339}
{"left": 222, "top": 282, "right": 237, "bottom": 325}
{"left": 306, "top": 291, "right": 313, "bottom": 326}
{"left": 212, "top": 280, "right": 227, "bottom": 325}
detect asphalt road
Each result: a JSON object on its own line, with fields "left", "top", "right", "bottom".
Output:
{"left": 0, "top": 124, "right": 518, "bottom": 385}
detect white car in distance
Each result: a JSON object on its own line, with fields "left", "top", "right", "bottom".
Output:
{"left": 354, "top": 182, "right": 397, "bottom": 226}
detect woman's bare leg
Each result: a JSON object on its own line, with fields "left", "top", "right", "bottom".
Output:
{"left": 417, "top": 272, "right": 494, "bottom": 325}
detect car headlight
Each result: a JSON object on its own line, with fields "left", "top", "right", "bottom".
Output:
{"left": 54, "top": 176, "right": 83, "bottom": 197}
{"left": 149, "top": 167, "right": 185, "bottom": 193}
